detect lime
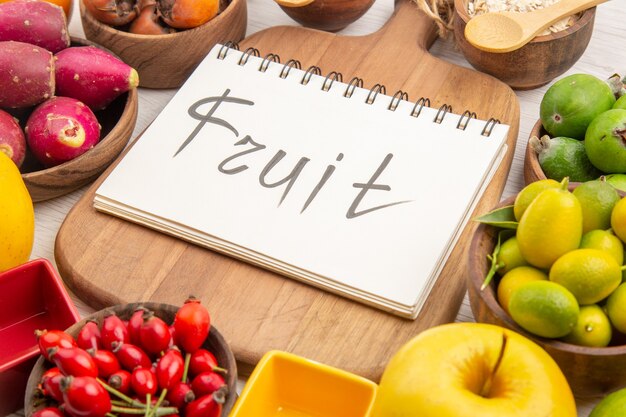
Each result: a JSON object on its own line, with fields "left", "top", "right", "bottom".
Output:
{"left": 540, "top": 74, "right": 616, "bottom": 139}
{"left": 530, "top": 135, "right": 602, "bottom": 182}
{"left": 606, "top": 283, "right": 626, "bottom": 333}
{"left": 562, "top": 304, "right": 612, "bottom": 347}
{"left": 549, "top": 248, "right": 621, "bottom": 305}
{"left": 585, "top": 109, "right": 626, "bottom": 173}
{"left": 611, "top": 197, "right": 626, "bottom": 243}
{"left": 573, "top": 180, "right": 620, "bottom": 232}
{"left": 497, "top": 266, "right": 548, "bottom": 314}
{"left": 513, "top": 179, "right": 561, "bottom": 221}
{"left": 614, "top": 95, "right": 626, "bottom": 110}
{"left": 497, "top": 236, "right": 529, "bottom": 276}
{"left": 606, "top": 174, "right": 626, "bottom": 192}
{"left": 590, "top": 387, "right": 626, "bottom": 417}
{"left": 508, "top": 280, "right": 579, "bottom": 338}
{"left": 580, "top": 229, "right": 624, "bottom": 265}
{"left": 517, "top": 183, "right": 583, "bottom": 269}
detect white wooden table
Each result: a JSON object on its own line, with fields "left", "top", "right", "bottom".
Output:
{"left": 24, "top": 0, "right": 626, "bottom": 415}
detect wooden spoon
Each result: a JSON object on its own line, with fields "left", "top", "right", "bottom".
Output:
{"left": 465, "top": 0, "right": 607, "bottom": 53}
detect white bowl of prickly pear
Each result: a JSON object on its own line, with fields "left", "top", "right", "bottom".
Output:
{"left": 14, "top": 37, "right": 139, "bottom": 202}
{"left": 24, "top": 300, "right": 237, "bottom": 417}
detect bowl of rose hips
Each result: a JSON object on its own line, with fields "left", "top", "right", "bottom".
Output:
{"left": 79, "top": 0, "right": 247, "bottom": 88}
{"left": 24, "top": 299, "right": 237, "bottom": 417}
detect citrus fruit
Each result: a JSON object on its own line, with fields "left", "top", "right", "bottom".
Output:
{"left": 585, "top": 109, "right": 626, "bottom": 173}
{"left": 497, "top": 266, "right": 548, "bottom": 314}
{"left": 497, "top": 236, "right": 529, "bottom": 275}
{"left": 562, "top": 304, "right": 611, "bottom": 347}
{"left": 580, "top": 229, "right": 624, "bottom": 265}
{"left": 540, "top": 74, "right": 616, "bottom": 139}
{"left": 549, "top": 248, "right": 621, "bottom": 305}
{"left": 606, "top": 174, "right": 626, "bottom": 192}
{"left": 606, "top": 283, "right": 626, "bottom": 333}
{"left": 517, "top": 183, "right": 582, "bottom": 269}
{"left": 508, "top": 280, "right": 579, "bottom": 338}
{"left": 573, "top": 179, "right": 620, "bottom": 232}
{"left": 530, "top": 135, "right": 601, "bottom": 182}
{"left": 0, "top": 152, "right": 34, "bottom": 272}
{"left": 614, "top": 95, "right": 626, "bottom": 110}
{"left": 590, "top": 387, "right": 626, "bottom": 417}
{"left": 611, "top": 197, "right": 626, "bottom": 243}
{"left": 513, "top": 179, "right": 560, "bottom": 221}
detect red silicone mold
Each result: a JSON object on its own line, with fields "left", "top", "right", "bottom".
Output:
{"left": 0, "top": 259, "right": 80, "bottom": 415}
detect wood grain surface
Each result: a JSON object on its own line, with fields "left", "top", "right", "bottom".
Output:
{"left": 54, "top": 0, "right": 520, "bottom": 381}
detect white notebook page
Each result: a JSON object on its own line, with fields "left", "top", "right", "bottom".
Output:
{"left": 95, "top": 44, "right": 509, "bottom": 317}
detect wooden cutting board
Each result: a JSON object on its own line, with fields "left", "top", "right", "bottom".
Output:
{"left": 56, "top": 0, "right": 520, "bottom": 380}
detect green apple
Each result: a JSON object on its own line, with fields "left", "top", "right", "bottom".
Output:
{"left": 371, "top": 323, "right": 576, "bottom": 417}
{"left": 585, "top": 109, "right": 626, "bottom": 173}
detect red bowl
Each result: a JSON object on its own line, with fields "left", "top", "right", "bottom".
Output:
{"left": 0, "top": 259, "right": 80, "bottom": 415}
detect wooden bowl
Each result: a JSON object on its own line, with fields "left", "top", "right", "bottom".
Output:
{"left": 79, "top": 0, "right": 247, "bottom": 89}
{"left": 24, "top": 302, "right": 238, "bottom": 416}
{"left": 453, "top": 0, "right": 596, "bottom": 90}
{"left": 524, "top": 119, "right": 550, "bottom": 184}
{"left": 277, "top": 0, "right": 374, "bottom": 32}
{"left": 19, "top": 37, "right": 138, "bottom": 202}
{"left": 467, "top": 187, "right": 626, "bottom": 397}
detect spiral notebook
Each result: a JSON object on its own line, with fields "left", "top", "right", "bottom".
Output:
{"left": 94, "top": 43, "right": 509, "bottom": 319}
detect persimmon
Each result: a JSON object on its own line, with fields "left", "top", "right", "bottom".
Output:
{"left": 157, "top": 0, "right": 219, "bottom": 29}
{"left": 129, "top": 3, "right": 175, "bottom": 35}
{"left": 83, "top": 0, "right": 138, "bottom": 26}
{"left": 0, "top": 0, "right": 73, "bottom": 18}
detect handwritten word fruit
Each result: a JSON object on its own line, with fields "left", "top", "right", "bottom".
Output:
{"left": 517, "top": 180, "right": 582, "bottom": 269}
{"left": 540, "top": 74, "right": 615, "bottom": 140}
{"left": 0, "top": 109, "right": 26, "bottom": 166}
{"left": 530, "top": 135, "right": 601, "bottom": 182}
{"left": 34, "top": 301, "right": 226, "bottom": 417}
{"left": 55, "top": 46, "right": 139, "bottom": 110}
{"left": 585, "top": 109, "right": 626, "bottom": 173}
{"left": 371, "top": 323, "right": 576, "bottom": 417}
{"left": 26, "top": 96, "right": 101, "bottom": 167}
{"left": 0, "top": 41, "right": 55, "bottom": 110}
{"left": 0, "top": 0, "right": 70, "bottom": 53}
{"left": 0, "top": 152, "right": 34, "bottom": 272}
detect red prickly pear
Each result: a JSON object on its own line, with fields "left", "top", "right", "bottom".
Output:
{"left": 0, "top": 41, "right": 55, "bottom": 109}
{"left": 55, "top": 46, "right": 139, "bottom": 110}
{"left": 0, "top": 109, "right": 26, "bottom": 167}
{"left": 0, "top": 0, "right": 70, "bottom": 53}
{"left": 25, "top": 97, "right": 101, "bottom": 167}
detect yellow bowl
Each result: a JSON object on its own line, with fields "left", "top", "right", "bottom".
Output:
{"left": 230, "top": 351, "right": 378, "bottom": 417}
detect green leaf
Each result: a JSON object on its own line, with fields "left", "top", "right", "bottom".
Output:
{"left": 481, "top": 230, "right": 514, "bottom": 291}
{"left": 474, "top": 205, "right": 518, "bottom": 229}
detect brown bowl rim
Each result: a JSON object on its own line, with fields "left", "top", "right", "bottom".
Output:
{"left": 24, "top": 302, "right": 238, "bottom": 416}
{"left": 524, "top": 119, "right": 549, "bottom": 183}
{"left": 20, "top": 36, "right": 138, "bottom": 182}
{"left": 79, "top": 0, "right": 243, "bottom": 41}
{"left": 469, "top": 186, "right": 626, "bottom": 356}
{"left": 454, "top": 0, "right": 596, "bottom": 44}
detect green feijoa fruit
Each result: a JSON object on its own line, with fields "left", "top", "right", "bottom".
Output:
{"left": 614, "top": 95, "right": 626, "bottom": 110}
{"left": 540, "top": 74, "right": 616, "bottom": 139}
{"left": 530, "top": 135, "right": 602, "bottom": 182}
{"left": 585, "top": 109, "right": 626, "bottom": 173}
{"left": 606, "top": 173, "right": 626, "bottom": 192}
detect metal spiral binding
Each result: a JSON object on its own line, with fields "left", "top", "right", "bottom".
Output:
{"left": 322, "top": 72, "right": 343, "bottom": 92}
{"left": 433, "top": 104, "right": 452, "bottom": 124}
{"left": 259, "top": 53, "right": 280, "bottom": 73}
{"left": 238, "top": 47, "right": 260, "bottom": 66}
{"left": 366, "top": 84, "right": 386, "bottom": 105}
{"left": 481, "top": 118, "right": 501, "bottom": 137}
{"left": 217, "top": 42, "right": 239, "bottom": 60}
{"left": 344, "top": 77, "right": 363, "bottom": 98}
{"left": 457, "top": 110, "right": 477, "bottom": 130}
{"left": 216, "top": 43, "right": 503, "bottom": 138}
{"left": 301, "top": 66, "right": 321, "bottom": 85}
{"left": 280, "top": 59, "right": 302, "bottom": 79}
{"left": 388, "top": 91, "right": 408, "bottom": 111}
